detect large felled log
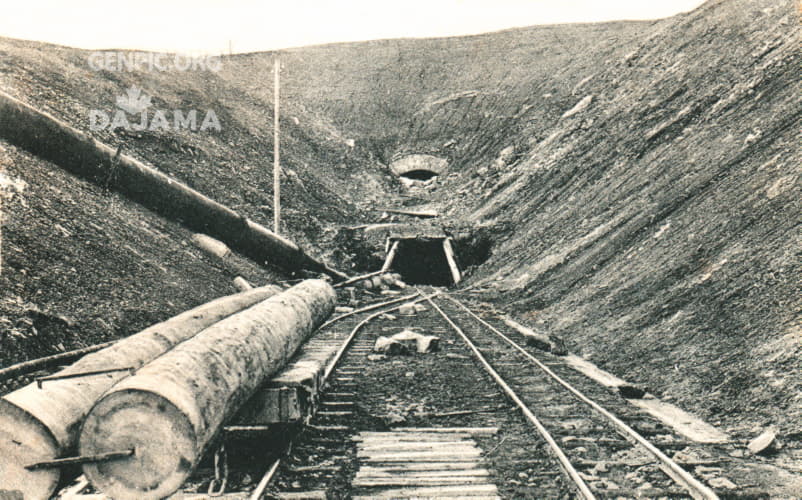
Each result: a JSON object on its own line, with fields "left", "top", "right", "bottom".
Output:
{"left": 79, "top": 280, "right": 335, "bottom": 500}
{"left": 0, "top": 91, "right": 346, "bottom": 280}
{"left": 0, "top": 285, "right": 280, "bottom": 500}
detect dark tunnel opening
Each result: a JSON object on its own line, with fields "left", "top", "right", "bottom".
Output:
{"left": 389, "top": 238, "right": 454, "bottom": 286}
{"left": 399, "top": 169, "right": 438, "bottom": 181}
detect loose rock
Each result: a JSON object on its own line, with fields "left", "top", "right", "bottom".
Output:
{"left": 747, "top": 428, "right": 777, "bottom": 455}
{"left": 373, "top": 337, "right": 410, "bottom": 355}
{"left": 618, "top": 385, "right": 647, "bottom": 399}
{"left": 397, "top": 303, "right": 417, "bottom": 315}
{"left": 709, "top": 477, "right": 738, "bottom": 489}
{"left": 391, "top": 329, "right": 440, "bottom": 353}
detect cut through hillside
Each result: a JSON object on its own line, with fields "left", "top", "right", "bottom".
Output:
{"left": 0, "top": 0, "right": 799, "bottom": 443}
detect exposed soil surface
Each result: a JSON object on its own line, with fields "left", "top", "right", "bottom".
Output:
{"left": 0, "top": 139, "right": 279, "bottom": 366}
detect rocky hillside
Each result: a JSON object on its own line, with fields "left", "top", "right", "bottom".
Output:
{"left": 461, "top": 0, "right": 801, "bottom": 437}
{"left": 223, "top": 20, "right": 654, "bottom": 171}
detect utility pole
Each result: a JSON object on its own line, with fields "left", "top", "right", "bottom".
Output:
{"left": 273, "top": 55, "right": 280, "bottom": 235}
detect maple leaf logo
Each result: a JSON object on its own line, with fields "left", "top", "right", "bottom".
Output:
{"left": 115, "top": 85, "right": 152, "bottom": 114}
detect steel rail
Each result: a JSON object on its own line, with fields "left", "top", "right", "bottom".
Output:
{"left": 250, "top": 458, "right": 281, "bottom": 500}
{"left": 424, "top": 295, "right": 597, "bottom": 500}
{"left": 318, "top": 293, "right": 419, "bottom": 331}
{"left": 201, "top": 293, "right": 426, "bottom": 498}
{"left": 322, "top": 291, "right": 440, "bottom": 382}
{"left": 443, "top": 294, "right": 719, "bottom": 500}
{"left": 260, "top": 292, "right": 437, "bottom": 496}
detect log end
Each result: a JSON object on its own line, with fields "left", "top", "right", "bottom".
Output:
{"left": 80, "top": 389, "right": 196, "bottom": 500}
{"left": 0, "top": 399, "right": 61, "bottom": 500}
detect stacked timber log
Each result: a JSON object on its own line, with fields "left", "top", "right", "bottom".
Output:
{"left": 0, "top": 285, "right": 281, "bottom": 500}
{"left": 0, "top": 91, "right": 346, "bottom": 281}
{"left": 79, "top": 280, "right": 335, "bottom": 499}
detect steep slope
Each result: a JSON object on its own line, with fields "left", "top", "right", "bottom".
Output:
{"left": 0, "top": 36, "right": 396, "bottom": 260}
{"left": 441, "top": 0, "right": 800, "bottom": 435}
{"left": 220, "top": 0, "right": 801, "bottom": 435}
{"left": 0, "top": 138, "right": 279, "bottom": 366}
{"left": 222, "top": 20, "right": 654, "bottom": 170}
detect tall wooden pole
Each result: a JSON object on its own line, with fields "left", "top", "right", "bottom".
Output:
{"left": 273, "top": 56, "right": 281, "bottom": 235}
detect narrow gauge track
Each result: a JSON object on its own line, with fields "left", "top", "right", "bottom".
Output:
{"left": 4, "top": 288, "right": 724, "bottom": 499}
{"left": 272, "top": 289, "right": 724, "bottom": 499}
{"left": 185, "top": 291, "right": 434, "bottom": 499}
{"left": 427, "top": 292, "right": 719, "bottom": 500}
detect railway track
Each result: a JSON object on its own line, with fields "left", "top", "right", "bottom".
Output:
{"left": 2, "top": 288, "right": 739, "bottom": 498}
{"left": 427, "top": 293, "right": 719, "bottom": 499}
{"left": 265, "top": 289, "right": 727, "bottom": 499}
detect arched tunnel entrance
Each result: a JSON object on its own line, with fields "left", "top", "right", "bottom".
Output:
{"left": 399, "top": 169, "right": 438, "bottom": 181}
{"left": 382, "top": 236, "right": 461, "bottom": 286}
{"left": 390, "top": 154, "right": 448, "bottom": 182}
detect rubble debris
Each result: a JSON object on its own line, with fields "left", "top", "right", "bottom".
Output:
{"left": 747, "top": 428, "right": 778, "bottom": 455}
{"left": 618, "top": 385, "right": 647, "bottom": 399}
{"left": 373, "top": 337, "right": 410, "bottom": 355}
{"left": 398, "top": 303, "right": 418, "bottom": 315}
{"left": 393, "top": 329, "right": 440, "bottom": 353}
{"left": 374, "top": 329, "right": 440, "bottom": 355}
{"left": 351, "top": 272, "right": 406, "bottom": 291}
{"left": 708, "top": 477, "right": 738, "bottom": 489}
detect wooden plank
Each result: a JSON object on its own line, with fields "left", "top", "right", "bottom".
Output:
{"left": 358, "top": 444, "right": 480, "bottom": 456}
{"left": 171, "top": 494, "right": 245, "bottom": 500}
{"left": 629, "top": 398, "right": 730, "bottom": 444}
{"left": 353, "top": 476, "right": 490, "bottom": 487}
{"left": 235, "top": 386, "right": 303, "bottom": 424}
{"left": 354, "top": 462, "right": 485, "bottom": 472}
{"left": 360, "top": 451, "right": 482, "bottom": 462}
{"left": 276, "top": 491, "right": 327, "bottom": 500}
{"left": 354, "top": 435, "right": 471, "bottom": 443}
{"left": 316, "top": 411, "right": 353, "bottom": 417}
{"left": 381, "top": 240, "right": 400, "bottom": 273}
{"left": 307, "top": 425, "right": 349, "bottom": 432}
{"left": 376, "top": 208, "right": 439, "bottom": 218}
{"left": 562, "top": 355, "right": 729, "bottom": 443}
{"left": 356, "top": 468, "right": 489, "bottom": 478}
{"left": 357, "top": 431, "right": 471, "bottom": 438}
{"left": 354, "top": 497, "right": 498, "bottom": 500}
{"left": 389, "top": 427, "right": 498, "bottom": 435}
{"left": 351, "top": 484, "right": 498, "bottom": 498}
{"left": 442, "top": 238, "right": 462, "bottom": 284}
{"left": 357, "top": 441, "right": 472, "bottom": 451}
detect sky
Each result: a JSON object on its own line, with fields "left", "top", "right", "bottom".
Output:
{"left": 0, "top": 1, "right": 708, "bottom": 54}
